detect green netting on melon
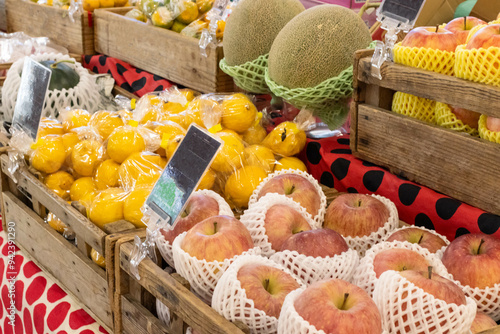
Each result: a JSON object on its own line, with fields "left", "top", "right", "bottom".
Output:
{"left": 314, "top": 100, "right": 350, "bottom": 130}
{"left": 219, "top": 54, "right": 270, "bottom": 94}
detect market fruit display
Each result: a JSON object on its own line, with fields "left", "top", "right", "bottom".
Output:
{"left": 465, "top": 24, "right": 500, "bottom": 50}
{"left": 39, "top": 60, "right": 80, "bottom": 91}
{"left": 280, "top": 228, "right": 348, "bottom": 258}
{"left": 385, "top": 227, "right": 449, "bottom": 253}
{"left": 401, "top": 26, "right": 459, "bottom": 52}
{"left": 372, "top": 248, "right": 430, "bottom": 278}
{"left": 444, "top": 16, "right": 487, "bottom": 44}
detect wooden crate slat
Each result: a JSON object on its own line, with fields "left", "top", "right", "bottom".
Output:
{"left": 6, "top": 0, "right": 94, "bottom": 54}
{"left": 0, "top": 156, "right": 106, "bottom": 254}
{"left": 355, "top": 104, "right": 500, "bottom": 215}
{"left": 357, "top": 57, "right": 500, "bottom": 118}
{"left": 121, "top": 294, "right": 169, "bottom": 334}
{"left": 2, "top": 191, "right": 112, "bottom": 331}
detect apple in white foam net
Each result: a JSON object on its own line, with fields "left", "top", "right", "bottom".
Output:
{"left": 373, "top": 248, "right": 431, "bottom": 278}
{"left": 280, "top": 228, "right": 349, "bottom": 258}
{"left": 386, "top": 228, "right": 448, "bottom": 253}
{"left": 470, "top": 312, "right": 497, "bottom": 334}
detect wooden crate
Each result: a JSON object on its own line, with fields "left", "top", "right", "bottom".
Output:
{"left": 0, "top": 154, "right": 140, "bottom": 332}
{"left": 0, "top": 0, "right": 6, "bottom": 31}
{"left": 351, "top": 50, "right": 500, "bottom": 217}
{"left": 94, "top": 8, "right": 234, "bottom": 93}
{"left": 5, "top": 0, "right": 94, "bottom": 54}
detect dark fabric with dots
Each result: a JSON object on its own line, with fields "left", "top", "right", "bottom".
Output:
{"left": 299, "top": 134, "right": 500, "bottom": 242}
{"left": 82, "top": 55, "right": 173, "bottom": 97}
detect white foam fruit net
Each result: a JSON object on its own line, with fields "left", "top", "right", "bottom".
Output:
{"left": 384, "top": 225, "right": 450, "bottom": 258}
{"left": 270, "top": 248, "right": 359, "bottom": 286}
{"left": 240, "top": 193, "right": 318, "bottom": 257}
{"left": 156, "top": 298, "right": 171, "bottom": 327}
{"left": 2, "top": 53, "right": 100, "bottom": 121}
{"left": 248, "top": 169, "right": 327, "bottom": 228}
{"left": 342, "top": 195, "right": 399, "bottom": 257}
{"left": 373, "top": 270, "right": 477, "bottom": 334}
{"left": 155, "top": 189, "right": 234, "bottom": 268}
{"left": 450, "top": 277, "right": 500, "bottom": 321}
{"left": 212, "top": 254, "right": 303, "bottom": 334}
{"left": 352, "top": 241, "right": 450, "bottom": 297}
{"left": 172, "top": 231, "right": 262, "bottom": 305}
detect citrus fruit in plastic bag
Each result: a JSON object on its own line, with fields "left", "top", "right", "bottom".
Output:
{"left": 177, "top": 1, "right": 199, "bottom": 25}
{"left": 196, "top": 0, "right": 213, "bottom": 13}
{"left": 119, "top": 152, "right": 166, "bottom": 189}
{"left": 172, "top": 20, "right": 188, "bottom": 33}
{"left": 94, "top": 159, "right": 120, "bottom": 190}
{"left": 99, "top": 0, "right": 114, "bottom": 8}
{"left": 243, "top": 144, "right": 275, "bottom": 172}
{"left": 151, "top": 121, "right": 186, "bottom": 156}
{"left": 242, "top": 121, "right": 267, "bottom": 145}
{"left": 89, "top": 111, "right": 125, "bottom": 140}
{"left": 124, "top": 186, "right": 151, "bottom": 228}
{"left": 46, "top": 211, "right": 68, "bottom": 234}
{"left": 216, "top": 20, "right": 225, "bottom": 39}
{"left": 211, "top": 130, "right": 245, "bottom": 173}
{"left": 274, "top": 156, "right": 307, "bottom": 172}
{"left": 262, "top": 121, "right": 306, "bottom": 157}
{"left": 31, "top": 135, "right": 66, "bottom": 174}
{"left": 45, "top": 171, "right": 74, "bottom": 199}
{"left": 88, "top": 188, "right": 126, "bottom": 228}
{"left": 62, "top": 132, "right": 79, "bottom": 158}
{"left": 70, "top": 176, "right": 96, "bottom": 202}
{"left": 225, "top": 165, "right": 268, "bottom": 208}
{"left": 221, "top": 93, "right": 258, "bottom": 133}
{"left": 38, "top": 118, "right": 64, "bottom": 138}
{"left": 62, "top": 109, "right": 91, "bottom": 132}
{"left": 90, "top": 248, "right": 106, "bottom": 268}
{"left": 197, "top": 168, "right": 216, "bottom": 190}
{"left": 125, "top": 8, "right": 148, "bottom": 22}
{"left": 82, "top": 0, "right": 99, "bottom": 10}
{"left": 152, "top": 6, "right": 175, "bottom": 29}
{"left": 107, "top": 127, "right": 146, "bottom": 163}
{"left": 71, "top": 140, "right": 104, "bottom": 177}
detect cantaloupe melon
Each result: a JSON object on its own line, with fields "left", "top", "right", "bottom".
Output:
{"left": 268, "top": 5, "right": 372, "bottom": 89}
{"left": 223, "top": 0, "right": 305, "bottom": 66}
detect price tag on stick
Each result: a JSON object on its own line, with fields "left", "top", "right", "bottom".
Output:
{"left": 371, "top": 0, "right": 427, "bottom": 79}
{"left": 11, "top": 58, "right": 52, "bottom": 141}
{"left": 129, "top": 124, "right": 222, "bottom": 280}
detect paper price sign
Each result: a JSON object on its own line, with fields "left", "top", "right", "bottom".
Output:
{"left": 11, "top": 58, "right": 52, "bottom": 141}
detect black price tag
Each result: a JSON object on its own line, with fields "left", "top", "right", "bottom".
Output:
{"left": 145, "top": 124, "right": 222, "bottom": 225}
{"left": 379, "top": 0, "right": 427, "bottom": 25}
{"left": 11, "top": 58, "right": 52, "bottom": 141}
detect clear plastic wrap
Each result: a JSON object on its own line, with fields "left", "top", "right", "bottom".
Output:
{"left": 118, "top": 151, "right": 166, "bottom": 191}
{"left": 45, "top": 211, "right": 76, "bottom": 240}
{"left": 86, "top": 187, "right": 129, "bottom": 229}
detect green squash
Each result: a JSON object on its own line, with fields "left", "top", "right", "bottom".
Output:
{"left": 39, "top": 60, "right": 80, "bottom": 91}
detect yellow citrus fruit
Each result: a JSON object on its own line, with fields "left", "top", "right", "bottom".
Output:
{"left": 221, "top": 93, "right": 258, "bottom": 133}
{"left": 225, "top": 165, "right": 267, "bottom": 208}
{"left": 38, "top": 118, "right": 64, "bottom": 138}
{"left": 171, "top": 20, "right": 187, "bottom": 33}
{"left": 243, "top": 145, "right": 275, "bottom": 172}
{"left": 90, "top": 248, "right": 106, "bottom": 269}
{"left": 164, "top": 135, "right": 183, "bottom": 161}
{"left": 31, "top": 135, "right": 66, "bottom": 174}
{"left": 119, "top": 152, "right": 166, "bottom": 189}
{"left": 163, "top": 101, "right": 187, "bottom": 114}
{"left": 114, "top": 0, "right": 127, "bottom": 6}
{"left": 99, "top": 0, "right": 113, "bottom": 7}
{"left": 70, "top": 176, "right": 96, "bottom": 202}
{"left": 94, "top": 159, "right": 120, "bottom": 190}
{"left": 152, "top": 121, "right": 186, "bottom": 156}
{"left": 118, "top": 109, "right": 134, "bottom": 121}
{"left": 88, "top": 188, "right": 126, "bottom": 228}
{"left": 262, "top": 121, "right": 306, "bottom": 157}
{"left": 151, "top": 6, "right": 174, "bottom": 29}
{"left": 196, "top": 0, "right": 213, "bottom": 13}
{"left": 139, "top": 107, "right": 162, "bottom": 125}
{"left": 125, "top": 8, "right": 147, "bottom": 21}
{"left": 82, "top": 0, "right": 99, "bottom": 10}
{"left": 46, "top": 212, "right": 68, "bottom": 234}
{"left": 185, "top": 98, "right": 221, "bottom": 128}
{"left": 71, "top": 140, "right": 104, "bottom": 177}
{"left": 44, "top": 171, "right": 75, "bottom": 199}
{"left": 177, "top": 1, "right": 199, "bottom": 25}
{"left": 197, "top": 168, "right": 216, "bottom": 190}
{"left": 89, "top": 111, "right": 124, "bottom": 140}
{"left": 62, "top": 132, "right": 79, "bottom": 158}
{"left": 62, "top": 109, "right": 91, "bottom": 132}
{"left": 216, "top": 20, "right": 225, "bottom": 39}
{"left": 242, "top": 122, "right": 267, "bottom": 145}
{"left": 107, "top": 127, "right": 146, "bottom": 163}
{"left": 123, "top": 187, "right": 151, "bottom": 228}
{"left": 274, "top": 157, "right": 307, "bottom": 172}
{"left": 211, "top": 130, "right": 244, "bottom": 173}
{"left": 180, "top": 89, "right": 196, "bottom": 103}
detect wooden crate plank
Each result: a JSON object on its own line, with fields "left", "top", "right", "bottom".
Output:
{"left": 0, "top": 155, "right": 106, "bottom": 254}
{"left": 0, "top": 0, "right": 6, "bottom": 31}
{"left": 479, "top": 326, "right": 500, "bottom": 334}
{"left": 121, "top": 294, "right": 169, "bottom": 334}
{"left": 94, "top": 8, "right": 233, "bottom": 93}
{"left": 2, "top": 191, "right": 112, "bottom": 331}
{"left": 355, "top": 104, "right": 500, "bottom": 216}
{"left": 6, "top": 0, "right": 94, "bottom": 54}
{"left": 119, "top": 242, "right": 247, "bottom": 334}
{"left": 356, "top": 57, "right": 500, "bottom": 118}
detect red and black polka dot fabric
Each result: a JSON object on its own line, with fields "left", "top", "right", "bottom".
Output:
{"left": 82, "top": 55, "right": 173, "bottom": 97}
{"left": 299, "top": 135, "right": 500, "bottom": 242}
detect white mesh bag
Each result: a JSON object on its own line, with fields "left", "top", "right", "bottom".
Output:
{"left": 270, "top": 248, "right": 359, "bottom": 286}
{"left": 172, "top": 231, "right": 261, "bottom": 305}
{"left": 340, "top": 195, "right": 399, "bottom": 257}
{"left": 212, "top": 254, "right": 304, "bottom": 334}
{"left": 156, "top": 299, "right": 171, "bottom": 327}
{"left": 248, "top": 169, "right": 327, "bottom": 228}
{"left": 2, "top": 53, "right": 100, "bottom": 121}
{"left": 155, "top": 189, "right": 234, "bottom": 268}
{"left": 383, "top": 225, "right": 450, "bottom": 258}
{"left": 278, "top": 288, "right": 388, "bottom": 334}
{"left": 449, "top": 277, "right": 500, "bottom": 321}
{"left": 373, "top": 270, "right": 477, "bottom": 334}
{"left": 352, "top": 241, "right": 450, "bottom": 297}
{"left": 240, "top": 193, "right": 317, "bottom": 257}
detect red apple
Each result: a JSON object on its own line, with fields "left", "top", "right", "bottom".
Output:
{"left": 486, "top": 116, "right": 500, "bottom": 132}
{"left": 373, "top": 248, "right": 430, "bottom": 278}
{"left": 466, "top": 24, "right": 500, "bottom": 50}
{"left": 471, "top": 312, "right": 497, "bottom": 334}
{"left": 445, "top": 16, "right": 487, "bottom": 44}
{"left": 160, "top": 193, "right": 221, "bottom": 244}
{"left": 401, "top": 26, "right": 459, "bottom": 52}
{"left": 323, "top": 194, "right": 390, "bottom": 238}
{"left": 449, "top": 105, "right": 481, "bottom": 129}
{"left": 386, "top": 228, "right": 448, "bottom": 253}
{"left": 265, "top": 204, "right": 312, "bottom": 252}
{"left": 280, "top": 228, "right": 349, "bottom": 258}
{"left": 294, "top": 279, "right": 382, "bottom": 334}
{"left": 237, "top": 263, "right": 300, "bottom": 318}
{"left": 256, "top": 174, "right": 322, "bottom": 217}
{"left": 442, "top": 233, "right": 500, "bottom": 289}
{"left": 180, "top": 215, "right": 254, "bottom": 262}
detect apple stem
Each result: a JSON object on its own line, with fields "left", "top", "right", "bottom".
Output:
{"left": 464, "top": 16, "right": 467, "bottom": 31}
{"left": 341, "top": 293, "right": 349, "bottom": 310}
{"left": 418, "top": 234, "right": 424, "bottom": 244}
{"left": 435, "top": 24, "right": 439, "bottom": 33}
{"left": 477, "top": 239, "right": 485, "bottom": 254}
{"left": 428, "top": 266, "right": 433, "bottom": 279}
{"left": 213, "top": 222, "right": 218, "bottom": 233}
{"left": 263, "top": 278, "right": 270, "bottom": 292}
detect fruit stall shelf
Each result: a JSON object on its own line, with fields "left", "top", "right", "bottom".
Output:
{"left": 0, "top": 152, "right": 142, "bottom": 332}
{"left": 5, "top": 0, "right": 95, "bottom": 55}
{"left": 93, "top": 8, "right": 234, "bottom": 93}
{"left": 351, "top": 49, "right": 500, "bottom": 217}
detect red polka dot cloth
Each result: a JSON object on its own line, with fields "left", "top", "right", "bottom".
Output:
{"left": 300, "top": 134, "right": 500, "bottom": 242}
{"left": 0, "top": 223, "right": 107, "bottom": 334}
